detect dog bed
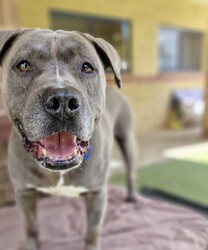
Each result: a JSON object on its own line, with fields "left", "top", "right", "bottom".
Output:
{"left": 0, "top": 186, "right": 208, "bottom": 250}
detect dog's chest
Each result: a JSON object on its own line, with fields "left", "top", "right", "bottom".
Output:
{"left": 27, "top": 173, "right": 88, "bottom": 197}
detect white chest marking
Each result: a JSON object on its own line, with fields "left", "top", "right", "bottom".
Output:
{"left": 27, "top": 172, "right": 88, "bottom": 197}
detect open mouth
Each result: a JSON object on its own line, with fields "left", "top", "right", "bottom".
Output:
{"left": 19, "top": 126, "right": 89, "bottom": 171}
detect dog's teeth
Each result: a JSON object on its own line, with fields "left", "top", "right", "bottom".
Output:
{"left": 71, "top": 149, "right": 77, "bottom": 157}
{"left": 42, "top": 148, "right": 47, "bottom": 156}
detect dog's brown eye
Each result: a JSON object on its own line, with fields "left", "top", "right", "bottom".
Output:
{"left": 81, "top": 63, "right": 95, "bottom": 74}
{"left": 16, "top": 60, "right": 31, "bottom": 72}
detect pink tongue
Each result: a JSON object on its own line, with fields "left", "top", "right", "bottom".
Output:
{"left": 40, "top": 131, "right": 77, "bottom": 158}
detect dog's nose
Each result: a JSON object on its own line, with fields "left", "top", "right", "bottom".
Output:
{"left": 43, "top": 89, "right": 80, "bottom": 117}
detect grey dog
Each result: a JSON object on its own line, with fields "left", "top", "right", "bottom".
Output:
{"left": 0, "top": 29, "right": 137, "bottom": 250}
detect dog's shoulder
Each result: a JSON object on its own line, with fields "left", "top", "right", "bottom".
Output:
{"left": 105, "top": 86, "right": 131, "bottom": 118}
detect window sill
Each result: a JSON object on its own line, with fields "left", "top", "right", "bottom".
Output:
{"left": 106, "top": 72, "right": 205, "bottom": 84}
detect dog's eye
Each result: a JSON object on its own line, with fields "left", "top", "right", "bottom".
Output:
{"left": 81, "top": 63, "right": 95, "bottom": 74}
{"left": 16, "top": 60, "right": 32, "bottom": 72}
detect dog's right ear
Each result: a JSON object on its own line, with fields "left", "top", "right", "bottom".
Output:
{"left": 0, "top": 29, "right": 23, "bottom": 66}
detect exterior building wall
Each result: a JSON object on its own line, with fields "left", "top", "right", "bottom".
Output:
{"left": 17, "top": 0, "right": 208, "bottom": 75}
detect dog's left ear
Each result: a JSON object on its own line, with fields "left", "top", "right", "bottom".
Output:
{"left": 0, "top": 29, "right": 23, "bottom": 66}
{"left": 80, "top": 33, "right": 122, "bottom": 88}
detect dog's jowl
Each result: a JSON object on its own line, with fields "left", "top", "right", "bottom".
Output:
{"left": 0, "top": 29, "right": 137, "bottom": 250}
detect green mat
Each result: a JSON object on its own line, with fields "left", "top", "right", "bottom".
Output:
{"left": 110, "top": 158, "right": 208, "bottom": 206}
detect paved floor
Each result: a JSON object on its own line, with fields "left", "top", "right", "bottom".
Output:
{"left": 110, "top": 126, "right": 207, "bottom": 172}
{"left": 138, "top": 126, "right": 207, "bottom": 166}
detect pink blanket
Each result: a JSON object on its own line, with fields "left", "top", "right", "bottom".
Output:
{"left": 0, "top": 186, "right": 208, "bottom": 250}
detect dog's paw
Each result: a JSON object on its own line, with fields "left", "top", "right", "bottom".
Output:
{"left": 125, "top": 192, "right": 138, "bottom": 203}
{"left": 19, "top": 238, "right": 39, "bottom": 250}
{"left": 85, "top": 244, "right": 100, "bottom": 250}
{"left": 126, "top": 196, "right": 137, "bottom": 203}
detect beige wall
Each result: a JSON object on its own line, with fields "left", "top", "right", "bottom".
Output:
{"left": 122, "top": 77, "right": 204, "bottom": 133}
{"left": 0, "top": 0, "right": 19, "bottom": 29}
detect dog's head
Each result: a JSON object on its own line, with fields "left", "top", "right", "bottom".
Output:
{"left": 0, "top": 29, "right": 122, "bottom": 171}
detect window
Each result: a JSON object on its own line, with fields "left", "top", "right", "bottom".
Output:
{"left": 159, "top": 26, "right": 204, "bottom": 72}
{"left": 50, "top": 11, "right": 132, "bottom": 72}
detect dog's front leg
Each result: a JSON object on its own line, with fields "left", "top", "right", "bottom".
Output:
{"left": 85, "top": 189, "right": 107, "bottom": 250}
{"left": 15, "top": 189, "right": 39, "bottom": 250}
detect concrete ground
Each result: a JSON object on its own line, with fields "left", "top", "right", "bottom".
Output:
{"left": 138, "top": 126, "right": 207, "bottom": 167}
{"left": 111, "top": 126, "right": 207, "bottom": 172}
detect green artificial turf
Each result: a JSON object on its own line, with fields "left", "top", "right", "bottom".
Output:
{"left": 110, "top": 159, "right": 208, "bottom": 206}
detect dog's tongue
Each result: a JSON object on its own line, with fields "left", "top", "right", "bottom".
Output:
{"left": 40, "top": 131, "right": 77, "bottom": 158}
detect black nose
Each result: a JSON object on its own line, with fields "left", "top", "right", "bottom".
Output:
{"left": 43, "top": 89, "right": 80, "bottom": 118}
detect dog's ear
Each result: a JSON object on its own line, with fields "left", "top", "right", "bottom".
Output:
{"left": 0, "top": 29, "right": 23, "bottom": 66}
{"left": 79, "top": 33, "right": 122, "bottom": 88}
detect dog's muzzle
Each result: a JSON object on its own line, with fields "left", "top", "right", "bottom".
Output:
{"left": 14, "top": 87, "right": 91, "bottom": 171}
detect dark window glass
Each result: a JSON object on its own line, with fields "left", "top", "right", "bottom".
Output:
{"left": 159, "top": 26, "right": 204, "bottom": 72}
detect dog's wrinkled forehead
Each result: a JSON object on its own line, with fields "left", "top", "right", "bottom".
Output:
{"left": 7, "top": 30, "right": 100, "bottom": 66}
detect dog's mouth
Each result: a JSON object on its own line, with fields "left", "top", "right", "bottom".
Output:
{"left": 36, "top": 131, "right": 89, "bottom": 170}
{"left": 27, "top": 131, "right": 89, "bottom": 171}
{"left": 17, "top": 122, "right": 90, "bottom": 171}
